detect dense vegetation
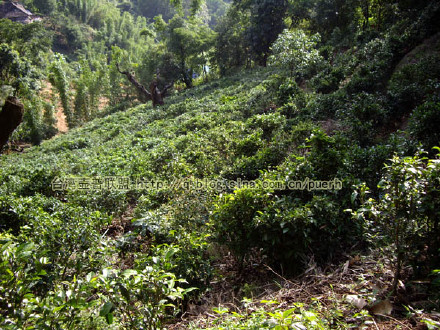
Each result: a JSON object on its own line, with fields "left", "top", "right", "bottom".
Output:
{"left": 1, "top": 0, "right": 229, "bottom": 143}
{"left": 1, "top": 0, "right": 440, "bottom": 328}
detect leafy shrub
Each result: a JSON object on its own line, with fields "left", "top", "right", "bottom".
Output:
{"left": 0, "top": 194, "right": 56, "bottom": 234}
{"left": 289, "top": 121, "right": 316, "bottom": 147}
{"left": 336, "top": 92, "right": 388, "bottom": 146}
{"left": 245, "top": 113, "right": 286, "bottom": 140}
{"left": 96, "top": 264, "right": 191, "bottom": 329}
{"left": 225, "top": 140, "right": 289, "bottom": 181}
{"left": 345, "top": 38, "right": 393, "bottom": 94}
{"left": 66, "top": 190, "right": 128, "bottom": 216}
{"left": 235, "top": 130, "right": 264, "bottom": 157}
{"left": 192, "top": 300, "right": 330, "bottom": 329}
{"left": 276, "top": 77, "right": 307, "bottom": 117}
{"left": 305, "top": 89, "right": 347, "bottom": 120}
{"left": 351, "top": 152, "right": 440, "bottom": 292}
{"left": 19, "top": 166, "right": 62, "bottom": 197}
{"left": 255, "top": 195, "right": 350, "bottom": 274}
{"left": 211, "top": 185, "right": 359, "bottom": 274}
{"left": 131, "top": 207, "right": 172, "bottom": 244}
{"left": 0, "top": 233, "right": 192, "bottom": 329}
{"left": 0, "top": 195, "right": 24, "bottom": 233}
{"left": 244, "top": 84, "right": 272, "bottom": 117}
{"left": 210, "top": 187, "right": 272, "bottom": 264}
{"left": 420, "top": 150, "right": 440, "bottom": 269}
{"left": 132, "top": 202, "right": 213, "bottom": 293}
{"left": 149, "top": 231, "right": 213, "bottom": 293}
{"left": 269, "top": 29, "right": 323, "bottom": 79}
{"left": 388, "top": 54, "right": 440, "bottom": 116}
{"left": 409, "top": 97, "right": 440, "bottom": 153}
{"left": 306, "top": 129, "right": 345, "bottom": 180}
{"left": 310, "top": 65, "right": 345, "bottom": 94}
{"left": 341, "top": 142, "right": 404, "bottom": 192}
{"left": 0, "top": 235, "right": 50, "bottom": 327}
{"left": 22, "top": 204, "right": 110, "bottom": 280}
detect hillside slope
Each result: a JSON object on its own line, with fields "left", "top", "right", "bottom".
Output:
{"left": 1, "top": 51, "right": 440, "bottom": 328}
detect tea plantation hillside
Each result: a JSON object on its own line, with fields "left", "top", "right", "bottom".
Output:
{"left": 1, "top": 46, "right": 440, "bottom": 330}
{"left": 2, "top": 0, "right": 440, "bottom": 328}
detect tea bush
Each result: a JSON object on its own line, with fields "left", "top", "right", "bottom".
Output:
{"left": 336, "top": 92, "right": 388, "bottom": 146}
{"left": 210, "top": 186, "right": 272, "bottom": 264}
{"left": 351, "top": 151, "right": 440, "bottom": 291}
{"left": 409, "top": 96, "right": 440, "bottom": 154}
{"left": 345, "top": 38, "right": 394, "bottom": 94}
{"left": 1, "top": 36, "right": 440, "bottom": 327}
{"left": 253, "top": 195, "right": 353, "bottom": 274}
{"left": 388, "top": 54, "right": 440, "bottom": 117}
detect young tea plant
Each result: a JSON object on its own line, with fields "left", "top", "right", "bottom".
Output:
{"left": 350, "top": 152, "right": 430, "bottom": 294}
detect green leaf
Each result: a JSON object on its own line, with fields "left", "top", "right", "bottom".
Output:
{"left": 183, "top": 287, "right": 198, "bottom": 295}
{"left": 351, "top": 191, "right": 358, "bottom": 204}
{"left": 100, "top": 301, "right": 114, "bottom": 317}
{"left": 16, "top": 242, "right": 34, "bottom": 255}
{"left": 283, "top": 308, "right": 296, "bottom": 318}
{"left": 165, "top": 247, "right": 177, "bottom": 260}
{"left": 68, "top": 298, "right": 85, "bottom": 309}
{"left": 261, "top": 299, "right": 278, "bottom": 305}
{"left": 213, "top": 306, "right": 229, "bottom": 314}
{"left": 105, "top": 312, "right": 114, "bottom": 325}
{"left": 0, "top": 240, "right": 12, "bottom": 253}
{"left": 53, "top": 305, "right": 66, "bottom": 313}
{"left": 122, "top": 269, "right": 137, "bottom": 277}
{"left": 119, "top": 284, "right": 130, "bottom": 301}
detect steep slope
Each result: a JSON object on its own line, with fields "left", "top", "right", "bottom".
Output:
{"left": 1, "top": 56, "right": 439, "bottom": 327}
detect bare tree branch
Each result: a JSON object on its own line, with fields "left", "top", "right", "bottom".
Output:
{"left": 116, "top": 63, "right": 173, "bottom": 107}
{"left": 116, "top": 63, "right": 151, "bottom": 101}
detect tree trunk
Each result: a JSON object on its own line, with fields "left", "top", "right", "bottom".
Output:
{"left": 180, "top": 57, "right": 192, "bottom": 89}
{"left": 116, "top": 63, "right": 173, "bottom": 107}
{"left": 362, "top": 1, "right": 370, "bottom": 31}
{"left": 117, "top": 67, "right": 151, "bottom": 102}
{"left": 0, "top": 96, "right": 24, "bottom": 153}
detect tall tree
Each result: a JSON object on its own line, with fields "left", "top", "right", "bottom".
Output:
{"left": 244, "top": 0, "right": 288, "bottom": 66}
{"left": 231, "top": 0, "right": 287, "bottom": 66}
{"left": 166, "top": 16, "right": 215, "bottom": 88}
{"left": 214, "top": 6, "right": 250, "bottom": 75}
{"left": 31, "top": 0, "right": 57, "bottom": 15}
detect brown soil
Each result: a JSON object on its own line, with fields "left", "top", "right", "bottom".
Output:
{"left": 40, "top": 81, "right": 110, "bottom": 135}
{"left": 40, "top": 81, "right": 68, "bottom": 133}
{"left": 100, "top": 205, "right": 153, "bottom": 270}
{"left": 168, "top": 249, "right": 439, "bottom": 329}
{"left": 101, "top": 205, "right": 135, "bottom": 240}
